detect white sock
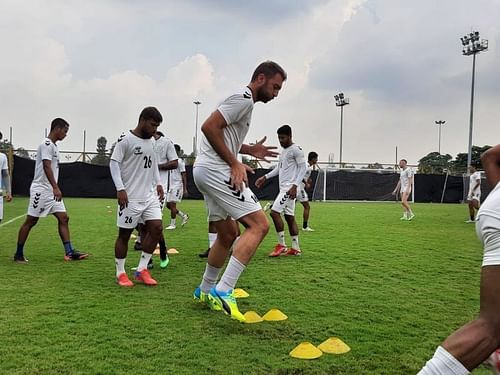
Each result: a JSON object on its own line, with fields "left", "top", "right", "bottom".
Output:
{"left": 277, "top": 231, "right": 286, "bottom": 246}
{"left": 417, "top": 346, "right": 470, "bottom": 375}
{"left": 291, "top": 235, "right": 300, "bottom": 250}
{"left": 208, "top": 233, "right": 217, "bottom": 248}
{"left": 136, "top": 236, "right": 141, "bottom": 244}
{"left": 115, "top": 258, "right": 126, "bottom": 277}
{"left": 137, "top": 252, "right": 152, "bottom": 272}
{"left": 170, "top": 218, "right": 176, "bottom": 226}
{"left": 216, "top": 256, "right": 246, "bottom": 293}
{"left": 178, "top": 210, "right": 186, "bottom": 218}
{"left": 200, "top": 263, "right": 221, "bottom": 293}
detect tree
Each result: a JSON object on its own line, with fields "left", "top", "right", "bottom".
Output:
{"left": 91, "top": 136, "right": 110, "bottom": 166}
{"left": 365, "top": 162, "right": 383, "bottom": 169}
{"left": 242, "top": 156, "right": 259, "bottom": 169}
{"left": 450, "top": 145, "right": 491, "bottom": 173}
{"left": 418, "top": 152, "right": 452, "bottom": 174}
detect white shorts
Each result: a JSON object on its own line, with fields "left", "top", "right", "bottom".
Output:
{"left": 271, "top": 191, "right": 296, "bottom": 216}
{"left": 297, "top": 188, "right": 309, "bottom": 203}
{"left": 468, "top": 193, "right": 481, "bottom": 202}
{"left": 117, "top": 195, "right": 162, "bottom": 229}
{"left": 27, "top": 189, "right": 66, "bottom": 217}
{"left": 0, "top": 195, "right": 3, "bottom": 220}
{"left": 167, "top": 184, "right": 183, "bottom": 203}
{"left": 193, "top": 165, "right": 261, "bottom": 222}
{"left": 476, "top": 215, "right": 500, "bottom": 267}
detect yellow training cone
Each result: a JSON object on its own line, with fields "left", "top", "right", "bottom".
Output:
{"left": 130, "top": 234, "right": 137, "bottom": 240}
{"left": 234, "top": 288, "right": 250, "bottom": 298}
{"left": 243, "top": 311, "right": 263, "bottom": 323}
{"left": 318, "top": 337, "right": 351, "bottom": 354}
{"left": 289, "top": 342, "right": 323, "bottom": 359}
{"left": 262, "top": 309, "right": 288, "bottom": 321}
{"left": 167, "top": 248, "right": 179, "bottom": 254}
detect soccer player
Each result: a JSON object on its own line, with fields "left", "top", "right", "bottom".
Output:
{"left": 392, "top": 159, "right": 415, "bottom": 220}
{"left": 418, "top": 144, "right": 500, "bottom": 375}
{"left": 152, "top": 130, "right": 178, "bottom": 268}
{"left": 256, "top": 125, "right": 307, "bottom": 257}
{"left": 298, "top": 151, "right": 318, "bottom": 232}
{"left": 110, "top": 107, "right": 164, "bottom": 287}
{"left": 14, "top": 118, "right": 88, "bottom": 263}
{"left": 165, "top": 144, "right": 189, "bottom": 230}
{"left": 0, "top": 131, "right": 12, "bottom": 223}
{"left": 192, "top": 61, "right": 286, "bottom": 322}
{"left": 466, "top": 165, "right": 482, "bottom": 223}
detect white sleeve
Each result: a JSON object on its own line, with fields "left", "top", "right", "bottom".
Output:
{"left": 217, "top": 94, "right": 252, "bottom": 125}
{"left": 109, "top": 159, "right": 125, "bottom": 191}
{"left": 153, "top": 164, "right": 161, "bottom": 186}
{"left": 110, "top": 133, "right": 127, "bottom": 163}
{"left": 265, "top": 165, "right": 279, "bottom": 180}
{"left": 40, "top": 141, "right": 53, "bottom": 161}
{"left": 293, "top": 147, "right": 307, "bottom": 186}
{"left": 180, "top": 159, "right": 186, "bottom": 173}
{"left": 1, "top": 169, "right": 11, "bottom": 194}
{"left": 166, "top": 140, "right": 178, "bottom": 162}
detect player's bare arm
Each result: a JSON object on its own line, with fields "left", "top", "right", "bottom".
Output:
{"left": 392, "top": 180, "right": 401, "bottom": 195}
{"left": 481, "top": 144, "right": 500, "bottom": 186}
{"left": 240, "top": 136, "right": 279, "bottom": 162}
{"left": 43, "top": 159, "right": 62, "bottom": 201}
{"left": 158, "top": 160, "right": 178, "bottom": 171}
{"left": 201, "top": 110, "right": 251, "bottom": 191}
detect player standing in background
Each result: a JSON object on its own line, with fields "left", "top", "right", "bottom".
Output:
{"left": 392, "top": 159, "right": 415, "bottom": 221}
{"left": 110, "top": 107, "right": 164, "bottom": 287}
{"left": 298, "top": 151, "right": 318, "bottom": 232}
{"left": 0, "top": 131, "right": 12, "bottom": 223}
{"left": 418, "top": 144, "right": 500, "bottom": 375}
{"left": 165, "top": 144, "right": 189, "bottom": 230}
{"left": 193, "top": 61, "right": 286, "bottom": 322}
{"left": 256, "top": 125, "right": 307, "bottom": 257}
{"left": 14, "top": 119, "right": 89, "bottom": 263}
{"left": 466, "top": 165, "right": 482, "bottom": 223}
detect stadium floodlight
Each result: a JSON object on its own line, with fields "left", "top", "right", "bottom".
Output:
{"left": 435, "top": 120, "right": 446, "bottom": 154}
{"left": 460, "top": 30, "right": 488, "bottom": 173}
{"left": 334, "top": 92, "right": 350, "bottom": 167}
{"left": 193, "top": 101, "right": 201, "bottom": 156}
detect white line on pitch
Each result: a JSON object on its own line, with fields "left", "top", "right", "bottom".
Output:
{"left": 0, "top": 214, "right": 25, "bottom": 228}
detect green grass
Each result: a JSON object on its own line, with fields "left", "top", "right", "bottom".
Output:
{"left": 0, "top": 198, "right": 491, "bottom": 374}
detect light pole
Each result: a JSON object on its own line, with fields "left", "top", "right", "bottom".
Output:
{"left": 435, "top": 120, "right": 446, "bottom": 154}
{"left": 193, "top": 100, "right": 201, "bottom": 156}
{"left": 334, "top": 92, "right": 349, "bottom": 167}
{"left": 460, "top": 31, "right": 488, "bottom": 171}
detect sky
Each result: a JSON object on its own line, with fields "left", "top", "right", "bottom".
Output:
{"left": 1, "top": 0, "right": 499, "bottom": 166}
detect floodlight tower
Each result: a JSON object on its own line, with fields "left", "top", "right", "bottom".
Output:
{"left": 435, "top": 120, "right": 446, "bottom": 154}
{"left": 334, "top": 92, "right": 349, "bottom": 167}
{"left": 193, "top": 100, "right": 201, "bottom": 156}
{"left": 460, "top": 31, "right": 488, "bottom": 171}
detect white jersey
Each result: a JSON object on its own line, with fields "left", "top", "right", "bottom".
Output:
{"left": 153, "top": 136, "right": 178, "bottom": 187}
{"left": 0, "top": 153, "right": 7, "bottom": 193}
{"left": 469, "top": 171, "right": 481, "bottom": 196}
{"left": 195, "top": 86, "right": 254, "bottom": 169}
{"left": 299, "top": 165, "right": 313, "bottom": 190}
{"left": 277, "top": 144, "right": 307, "bottom": 191}
{"left": 477, "top": 182, "right": 500, "bottom": 220}
{"left": 400, "top": 167, "right": 414, "bottom": 191}
{"left": 111, "top": 131, "right": 158, "bottom": 201}
{"left": 169, "top": 158, "right": 185, "bottom": 187}
{"left": 31, "top": 138, "right": 59, "bottom": 193}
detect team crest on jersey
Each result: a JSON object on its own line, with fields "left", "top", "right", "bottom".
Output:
{"left": 133, "top": 146, "right": 143, "bottom": 155}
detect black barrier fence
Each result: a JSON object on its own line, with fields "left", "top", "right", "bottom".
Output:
{"left": 11, "top": 156, "right": 491, "bottom": 203}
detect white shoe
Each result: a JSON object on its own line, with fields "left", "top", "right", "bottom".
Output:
{"left": 263, "top": 202, "right": 272, "bottom": 212}
{"left": 302, "top": 227, "right": 315, "bottom": 232}
{"left": 165, "top": 225, "right": 176, "bottom": 230}
{"left": 181, "top": 214, "right": 189, "bottom": 226}
{"left": 407, "top": 213, "right": 415, "bottom": 221}
{"left": 400, "top": 215, "right": 408, "bottom": 221}
{"left": 465, "top": 219, "right": 475, "bottom": 223}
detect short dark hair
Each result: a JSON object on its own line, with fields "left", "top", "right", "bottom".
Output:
{"left": 251, "top": 61, "right": 287, "bottom": 82}
{"left": 139, "top": 107, "right": 163, "bottom": 123}
{"left": 174, "top": 144, "right": 181, "bottom": 153}
{"left": 277, "top": 124, "right": 292, "bottom": 136}
{"left": 0, "top": 131, "right": 2, "bottom": 140}
{"left": 400, "top": 159, "right": 407, "bottom": 164}
{"left": 50, "top": 118, "right": 69, "bottom": 131}
{"left": 308, "top": 151, "right": 318, "bottom": 161}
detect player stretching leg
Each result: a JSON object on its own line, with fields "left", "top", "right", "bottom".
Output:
{"left": 14, "top": 119, "right": 88, "bottom": 263}
{"left": 418, "top": 144, "right": 500, "bottom": 374}
{"left": 110, "top": 107, "right": 164, "bottom": 287}
{"left": 193, "top": 61, "right": 286, "bottom": 322}
{"left": 256, "top": 125, "right": 307, "bottom": 257}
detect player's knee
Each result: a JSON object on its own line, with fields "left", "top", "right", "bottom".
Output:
{"left": 255, "top": 218, "right": 270, "bottom": 237}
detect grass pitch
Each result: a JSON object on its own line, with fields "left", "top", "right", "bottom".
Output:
{"left": 0, "top": 198, "right": 491, "bottom": 374}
